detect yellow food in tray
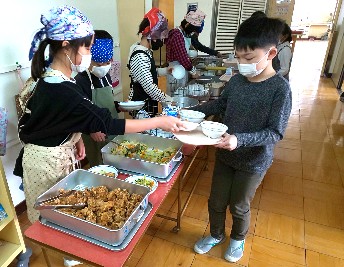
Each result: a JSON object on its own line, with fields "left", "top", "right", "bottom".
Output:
{"left": 111, "top": 140, "right": 177, "bottom": 164}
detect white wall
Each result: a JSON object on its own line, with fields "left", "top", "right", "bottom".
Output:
{"left": 0, "top": 0, "right": 121, "bottom": 206}
{"left": 145, "top": 0, "right": 153, "bottom": 13}
{"left": 174, "top": 0, "right": 215, "bottom": 55}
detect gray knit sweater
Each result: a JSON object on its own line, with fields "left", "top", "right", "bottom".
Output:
{"left": 192, "top": 73, "right": 292, "bottom": 173}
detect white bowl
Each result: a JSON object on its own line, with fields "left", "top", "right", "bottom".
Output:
{"left": 179, "top": 110, "right": 205, "bottom": 123}
{"left": 200, "top": 121, "right": 228, "bottom": 139}
{"left": 125, "top": 175, "right": 158, "bottom": 194}
{"left": 172, "top": 65, "right": 186, "bottom": 80}
{"left": 180, "top": 121, "right": 199, "bottom": 131}
{"left": 87, "top": 165, "right": 118, "bottom": 178}
{"left": 118, "top": 101, "right": 145, "bottom": 111}
{"left": 188, "top": 50, "right": 198, "bottom": 58}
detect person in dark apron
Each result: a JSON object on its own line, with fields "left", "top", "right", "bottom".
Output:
{"left": 75, "top": 30, "right": 120, "bottom": 167}
{"left": 272, "top": 23, "right": 293, "bottom": 81}
{"left": 127, "top": 7, "right": 173, "bottom": 118}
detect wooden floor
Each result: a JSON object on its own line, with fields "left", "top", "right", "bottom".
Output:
{"left": 12, "top": 40, "right": 344, "bottom": 266}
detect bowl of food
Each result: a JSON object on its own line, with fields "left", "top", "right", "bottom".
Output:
{"left": 200, "top": 121, "right": 228, "bottom": 139}
{"left": 179, "top": 109, "right": 205, "bottom": 123}
{"left": 87, "top": 165, "right": 118, "bottom": 178}
{"left": 125, "top": 175, "right": 158, "bottom": 194}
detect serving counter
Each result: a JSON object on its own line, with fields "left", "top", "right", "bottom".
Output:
{"left": 24, "top": 144, "right": 208, "bottom": 267}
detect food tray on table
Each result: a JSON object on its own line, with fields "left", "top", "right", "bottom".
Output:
{"left": 35, "top": 169, "right": 150, "bottom": 247}
{"left": 116, "top": 157, "right": 183, "bottom": 183}
{"left": 39, "top": 202, "right": 153, "bottom": 251}
{"left": 101, "top": 133, "right": 183, "bottom": 178}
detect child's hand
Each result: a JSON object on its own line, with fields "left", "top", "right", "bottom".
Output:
{"left": 90, "top": 131, "right": 106, "bottom": 142}
{"left": 214, "top": 133, "right": 237, "bottom": 151}
{"left": 75, "top": 138, "right": 86, "bottom": 160}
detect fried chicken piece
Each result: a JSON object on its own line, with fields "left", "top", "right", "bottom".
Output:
{"left": 97, "top": 211, "right": 114, "bottom": 226}
{"left": 91, "top": 186, "right": 108, "bottom": 200}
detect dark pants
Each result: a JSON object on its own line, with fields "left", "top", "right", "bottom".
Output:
{"left": 208, "top": 159, "right": 265, "bottom": 240}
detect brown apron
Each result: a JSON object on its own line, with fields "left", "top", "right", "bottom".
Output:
{"left": 22, "top": 133, "right": 81, "bottom": 223}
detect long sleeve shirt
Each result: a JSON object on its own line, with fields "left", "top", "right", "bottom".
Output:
{"left": 191, "top": 73, "right": 292, "bottom": 173}
{"left": 166, "top": 28, "right": 196, "bottom": 74}
{"left": 191, "top": 33, "right": 218, "bottom": 56}
{"left": 19, "top": 79, "right": 125, "bottom": 147}
{"left": 127, "top": 44, "right": 168, "bottom": 102}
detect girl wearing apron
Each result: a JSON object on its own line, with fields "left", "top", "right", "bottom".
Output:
{"left": 127, "top": 8, "right": 172, "bottom": 117}
{"left": 75, "top": 30, "right": 119, "bottom": 166}
{"left": 17, "top": 5, "right": 185, "bottom": 225}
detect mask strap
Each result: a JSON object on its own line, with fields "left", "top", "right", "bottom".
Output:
{"left": 66, "top": 53, "right": 74, "bottom": 65}
{"left": 257, "top": 48, "right": 272, "bottom": 64}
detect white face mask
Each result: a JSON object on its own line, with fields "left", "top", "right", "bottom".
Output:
{"left": 91, "top": 64, "right": 111, "bottom": 78}
{"left": 237, "top": 49, "right": 271, "bottom": 78}
{"left": 66, "top": 52, "right": 92, "bottom": 73}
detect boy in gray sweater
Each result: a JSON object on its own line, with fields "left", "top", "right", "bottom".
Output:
{"left": 193, "top": 16, "right": 292, "bottom": 262}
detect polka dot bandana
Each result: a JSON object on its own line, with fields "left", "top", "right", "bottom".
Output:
{"left": 91, "top": 38, "right": 113, "bottom": 63}
{"left": 29, "top": 5, "right": 94, "bottom": 60}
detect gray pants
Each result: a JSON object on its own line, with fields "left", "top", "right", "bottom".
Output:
{"left": 208, "top": 159, "right": 265, "bottom": 240}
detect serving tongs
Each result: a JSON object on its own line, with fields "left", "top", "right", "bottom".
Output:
{"left": 34, "top": 189, "right": 86, "bottom": 210}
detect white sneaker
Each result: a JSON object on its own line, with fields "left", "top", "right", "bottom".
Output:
{"left": 224, "top": 238, "right": 245, "bottom": 263}
{"left": 64, "top": 258, "right": 82, "bottom": 267}
{"left": 194, "top": 235, "right": 226, "bottom": 254}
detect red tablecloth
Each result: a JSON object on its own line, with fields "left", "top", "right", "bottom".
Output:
{"left": 24, "top": 160, "right": 186, "bottom": 267}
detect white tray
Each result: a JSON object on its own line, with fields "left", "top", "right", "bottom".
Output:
{"left": 173, "top": 126, "right": 221, "bottom": 145}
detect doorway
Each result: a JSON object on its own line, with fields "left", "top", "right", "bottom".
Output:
{"left": 290, "top": 0, "right": 342, "bottom": 77}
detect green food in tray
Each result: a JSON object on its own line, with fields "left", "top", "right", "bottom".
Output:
{"left": 111, "top": 140, "right": 177, "bottom": 164}
{"left": 135, "top": 176, "right": 155, "bottom": 190}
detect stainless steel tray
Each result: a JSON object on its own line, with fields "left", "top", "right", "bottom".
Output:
{"left": 101, "top": 133, "right": 183, "bottom": 178}
{"left": 35, "top": 169, "right": 150, "bottom": 246}
{"left": 39, "top": 202, "right": 153, "bottom": 251}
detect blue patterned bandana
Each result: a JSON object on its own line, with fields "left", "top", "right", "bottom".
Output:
{"left": 91, "top": 38, "right": 113, "bottom": 63}
{"left": 29, "top": 5, "right": 94, "bottom": 60}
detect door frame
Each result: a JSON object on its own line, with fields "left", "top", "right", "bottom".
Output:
{"left": 321, "top": 0, "right": 343, "bottom": 75}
